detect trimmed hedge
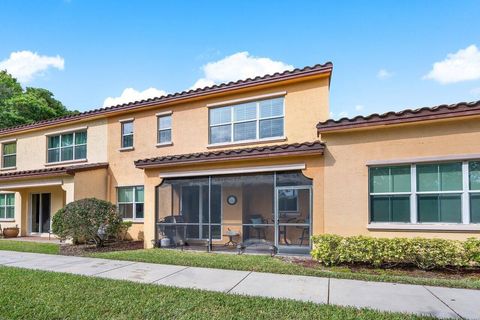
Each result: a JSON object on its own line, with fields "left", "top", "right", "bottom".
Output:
{"left": 311, "top": 234, "right": 480, "bottom": 270}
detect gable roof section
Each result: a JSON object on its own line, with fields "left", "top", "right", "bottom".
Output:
{"left": 0, "top": 62, "right": 333, "bottom": 136}
{"left": 134, "top": 141, "right": 325, "bottom": 169}
{"left": 0, "top": 162, "right": 108, "bottom": 181}
{"left": 317, "top": 100, "right": 480, "bottom": 133}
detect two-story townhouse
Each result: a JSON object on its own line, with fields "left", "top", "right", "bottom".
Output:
{"left": 0, "top": 63, "right": 332, "bottom": 254}
{"left": 3, "top": 61, "right": 478, "bottom": 254}
{"left": 0, "top": 118, "right": 109, "bottom": 236}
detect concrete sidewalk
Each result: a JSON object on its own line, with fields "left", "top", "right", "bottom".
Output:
{"left": 0, "top": 250, "right": 478, "bottom": 319}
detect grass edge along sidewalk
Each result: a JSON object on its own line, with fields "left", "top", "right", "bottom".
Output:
{"left": 0, "top": 265, "right": 437, "bottom": 320}
{"left": 0, "top": 239, "right": 478, "bottom": 290}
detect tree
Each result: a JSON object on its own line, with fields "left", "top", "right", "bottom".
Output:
{"left": 52, "top": 198, "right": 122, "bottom": 247}
{"left": 0, "top": 70, "right": 77, "bottom": 129}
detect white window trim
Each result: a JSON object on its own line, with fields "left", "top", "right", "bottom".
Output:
{"left": 369, "top": 160, "right": 480, "bottom": 228}
{"left": 45, "top": 126, "right": 88, "bottom": 137}
{"left": 117, "top": 186, "right": 144, "bottom": 221}
{"left": 0, "top": 193, "right": 15, "bottom": 221}
{"left": 120, "top": 121, "right": 134, "bottom": 149}
{"left": 206, "top": 91, "right": 287, "bottom": 108}
{"left": 208, "top": 97, "right": 285, "bottom": 145}
{"left": 47, "top": 131, "right": 87, "bottom": 164}
{"left": 2, "top": 141, "right": 16, "bottom": 169}
{"left": 157, "top": 114, "right": 172, "bottom": 144}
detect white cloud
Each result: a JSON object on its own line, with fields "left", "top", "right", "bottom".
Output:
{"left": 103, "top": 87, "right": 167, "bottom": 107}
{"left": 191, "top": 51, "right": 293, "bottom": 89}
{"left": 424, "top": 45, "right": 480, "bottom": 84}
{"left": 377, "top": 69, "right": 393, "bottom": 80}
{"left": 355, "top": 104, "right": 365, "bottom": 111}
{"left": 0, "top": 50, "right": 64, "bottom": 83}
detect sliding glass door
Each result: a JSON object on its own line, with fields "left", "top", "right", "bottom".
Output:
{"left": 31, "top": 193, "right": 51, "bottom": 234}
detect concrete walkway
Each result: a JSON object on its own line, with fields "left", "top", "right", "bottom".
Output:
{"left": 0, "top": 250, "right": 478, "bottom": 319}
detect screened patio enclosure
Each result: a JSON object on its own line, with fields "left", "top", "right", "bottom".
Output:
{"left": 155, "top": 170, "right": 312, "bottom": 254}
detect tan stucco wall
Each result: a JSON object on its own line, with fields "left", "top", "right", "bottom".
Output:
{"left": 73, "top": 168, "right": 109, "bottom": 201}
{"left": 0, "top": 118, "right": 107, "bottom": 172}
{"left": 322, "top": 117, "right": 480, "bottom": 240}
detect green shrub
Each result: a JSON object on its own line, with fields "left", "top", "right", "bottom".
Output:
{"left": 52, "top": 198, "right": 122, "bottom": 247}
{"left": 311, "top": 234, "right": 479, "bottom": 270}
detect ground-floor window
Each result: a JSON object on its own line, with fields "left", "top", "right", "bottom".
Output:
{"left": 156, "top": 170, "right": 312, "bottom": 252}
{"left": 369, "top": 160, "right": 480, "bottom": 224}
{"left": 0, "top": 193, "right": 15, "bottom": 220}
{"left": 117, "top": 186, "right": 144, "bottom": 220}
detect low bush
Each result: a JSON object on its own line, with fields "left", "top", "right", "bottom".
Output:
{"left": 52, "top": 198, "right": 122, "bottom": 247}
{"left": 311, "top": 234, "right": 480, "bottom": 270}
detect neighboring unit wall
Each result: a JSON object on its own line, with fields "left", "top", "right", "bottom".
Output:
{"left": 0, "top": 118, "right": 108, "bottom": 171}
{"left": 322, "top": 117, "right": 480, "bottom": 240}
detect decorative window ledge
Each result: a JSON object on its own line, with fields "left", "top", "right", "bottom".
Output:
{"left": 44, "top": 159, "right": 87, "bottom": 167}
{"left": 156, "top": 142, "right": 173, "bottom": 148}
{"left": 207, "top": 136, "right": 287, "bottom": 149}
{"left": 123, "top": 219, "right": 144, "bottom": 223}
{"left": 119, "top": 146, "right": 135, "bottom": 152}
{"left": 0, "top": 219, "right": 15, "bottom": 222}
{"left": 0, "top": 166, "right": 16, "bottom": 171}
{"left": 367, "top": 223, "right": 480, "bottom": 232}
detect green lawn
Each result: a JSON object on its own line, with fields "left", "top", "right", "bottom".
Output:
{"left": 1, "top": 240, "right": 478, "bottom": 290}
{"left": 92, "top": 249, "right": 480, "bottom": 290}
{"left": 0, "top": 266, "right": 434, "bottom": 320}
{"left": 0, "top": 239, "right": 60, "bottom": 254}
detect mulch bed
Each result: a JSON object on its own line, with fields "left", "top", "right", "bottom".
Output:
{"left": 280, "top": 256, "right": 480, "bottom": 280}
{"left": 60, "top": 241, "right": 144, "bottom": 256}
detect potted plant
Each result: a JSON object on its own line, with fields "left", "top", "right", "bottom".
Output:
{"left": 3, "top": 224, "right": 20, "bottom": 238}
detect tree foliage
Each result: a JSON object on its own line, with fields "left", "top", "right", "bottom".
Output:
{"left": 52, "top": 198, "right": 122, "bottom": 247}
{"left": 0, "top": 70, "right": 77, "bottom": 128}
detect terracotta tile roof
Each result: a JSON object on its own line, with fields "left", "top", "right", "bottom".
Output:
{"left": 317, "top": 100, "right": 480, "bottom": 133}
{"left": 0, "top": 63, "right": 333, "bottom": 136}
{"left": 0, "top": 162, "right": 109, "bottom": 181}
{"left": 135, "top": 141, "right": 325, "bottom": 168}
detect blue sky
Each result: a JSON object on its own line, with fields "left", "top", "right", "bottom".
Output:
{"left": 1, "top": 0, "right": 479, "bottom": 118}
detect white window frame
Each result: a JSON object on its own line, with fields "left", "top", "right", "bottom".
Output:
{"left": 0, "top": 193, "right": 15, "bottom": 221}
{"left": 369, "top": 160, "right": 480, "bottom": 225}
{"left": 120, "top": 120, "right": 134, "bottom": 149}
{"left": 47, "top": 131, "right": 87, "bottom": 163}
{"left": 2, "top": 141, "right": 16, "bottom": 169}
{"left": 117, "top": 186, "right": 144, "bottom": 221}
{"left": 157, "top": 114, "right": 172, "bottom": 145}
{"left": 369, "top": 165, "right": 412, "bottom": 223}
{"left": 208, "top": 97, "right": 285, "bottom": 145}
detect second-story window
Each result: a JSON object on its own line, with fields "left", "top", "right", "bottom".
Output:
{"left": 47, "top": 131, "right": 87, "bottom": 163}
{"left": 209, "top": 97, "right": 284, "bottom": 145}
{"left": 2, "top": 142, "right": 16, "bottom": 168}
{"left": 121, "top": 121, "right": 134, "bottom": 148}
{"left": 157, "top": 115, "right": 172, "bottom": 144}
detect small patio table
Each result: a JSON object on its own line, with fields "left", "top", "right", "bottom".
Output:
{"left": 223, "top": 230, "right": 240, "bottom": 246}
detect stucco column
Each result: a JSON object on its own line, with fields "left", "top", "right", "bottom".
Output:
{"left": 61, "top": 177, "right": 75, "bottom": 204}
{"left": 143, "top": 170, "right": 162, "bottom": 249}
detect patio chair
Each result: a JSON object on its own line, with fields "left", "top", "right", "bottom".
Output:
{"left": 245, "top": 214, "right": 268, "bottom": 240}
